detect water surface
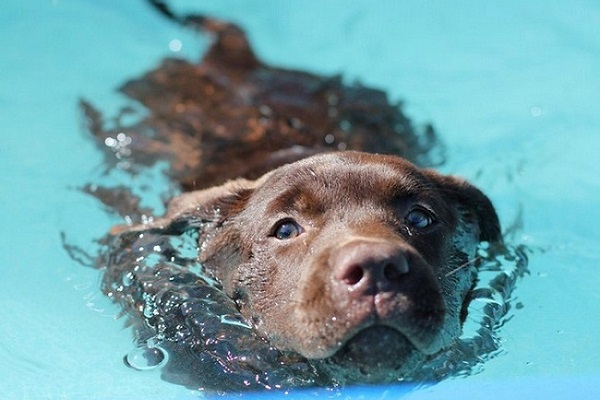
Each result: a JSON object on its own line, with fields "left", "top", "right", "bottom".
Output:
{"left": 1, "top": 1, "right": 599, "bottom": 398}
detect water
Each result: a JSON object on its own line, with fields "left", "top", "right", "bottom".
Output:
{"left": 1, "top": 0, "right": 599, "bottom": 398}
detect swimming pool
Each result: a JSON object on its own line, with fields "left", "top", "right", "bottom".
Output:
{"left": 1, "top": 0, "right": 599, "bottom": 398}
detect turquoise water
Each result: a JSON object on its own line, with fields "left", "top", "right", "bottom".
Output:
{"left": 1, "top": 1, "right": 599, "bottom": 399}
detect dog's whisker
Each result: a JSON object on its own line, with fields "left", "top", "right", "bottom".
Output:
{"left": 445, "top": 256, "right": 481, "bottom": 277}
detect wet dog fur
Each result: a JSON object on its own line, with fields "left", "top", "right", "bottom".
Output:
{"left": 113, "top": 151, "right": 500, "bottom": 384}
{"left": 86, "top": 0, "right": 502, "bottom": 390}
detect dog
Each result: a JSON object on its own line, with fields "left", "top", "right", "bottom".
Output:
{"left": 109, "top": 151, "right": 500, "bottom": 384}
{"left": 84, "top": 0, "right": 510, "bottom": 392}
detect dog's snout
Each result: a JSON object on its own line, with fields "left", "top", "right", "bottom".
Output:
{"left": 334, "top": 240, "right": 410, "bottom": 292}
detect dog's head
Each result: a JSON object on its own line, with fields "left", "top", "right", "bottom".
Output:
{"left": 128, "top": 151, "right": 500, "bottom": 380}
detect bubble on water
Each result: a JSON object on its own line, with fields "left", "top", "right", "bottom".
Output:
{"left": 141, "top": 214, "right": 154, "bottom": 225}
{"left": 143, "top": 297, "right": 156, "bottom": 318}
{"left": 169, "top": 39, "right": 182, "bottom": 52}
{"left": 116, "top": 132, "right": 130, "bottom": 143}
{"left": 125, "top": 345, "right": 168, "bottom": 371}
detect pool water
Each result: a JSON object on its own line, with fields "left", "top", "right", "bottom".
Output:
{"left": 1, "top": 1, "right": 599, "bottom": 399}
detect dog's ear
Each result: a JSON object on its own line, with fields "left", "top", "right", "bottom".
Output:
{"left": 424, "top": 171, "right": 502, "bottom": 243}
{"left": 109, "top": 178, "right": 258, "bottom": 236}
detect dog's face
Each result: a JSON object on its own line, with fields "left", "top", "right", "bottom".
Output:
{"left": 138, "top": 151, "right": 500, "bottom": 379}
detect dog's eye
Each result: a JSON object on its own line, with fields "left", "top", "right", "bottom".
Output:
{"left": 272, "top": 219, "right": 304, "bottom": 240}
{"left": 405, "top": 208, "right": 434, "bottom": 229}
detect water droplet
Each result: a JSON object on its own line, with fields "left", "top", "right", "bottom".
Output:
{"left": 258, "top": 104, "right": 273, "bottom": 116}
{"left": 125, "top": 345, "right": 167, "bottom": 371}
{"left": 339, "top": 120, "right": 351, "bottom": 131}
{"left": 169, "top": 39, "right": 182, "bottom": 52}
{"left": 141, "top": 214, "right": 154, "bottom": 224}
{"left": 143, "top": 301, "right": 155, "bottom": 318}
{"left": 530, "top": 106, "right": 542, "bottom": 117}
{"left": 116, "top": 132, "right": 131, "bottom": 144}
{"left": 122, "top": 271, "right": 134, "bottom": 287}
{"left": 324, "top": 134, "right": 335, "bottom": 144}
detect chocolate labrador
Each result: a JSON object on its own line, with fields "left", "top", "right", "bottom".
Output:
{"left": 85, "top": 0, "right": 508, "bottom": 392}
{"left": 106, "top": 151, "right": 500, "bottom": 387}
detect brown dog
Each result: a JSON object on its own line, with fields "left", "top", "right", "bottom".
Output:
{"left": 110, "top": 151, "right": 500, "bottom": 385}
{"left": 85, "top": 1, "right": 507, "bottom": 392}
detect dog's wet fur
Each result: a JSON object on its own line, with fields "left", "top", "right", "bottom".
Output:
{"left": 81, "top": 0, "right": 440, "bottom": 191}
{"left": 114, "top": 151, "right": 500, "bottom": 383}
{"left": 84, "top": 0, "right": 509, "bottom": 392}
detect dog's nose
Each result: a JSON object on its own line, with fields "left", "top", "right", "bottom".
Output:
{"left": 333, "top": 240, "right": 410, "bottom": 294}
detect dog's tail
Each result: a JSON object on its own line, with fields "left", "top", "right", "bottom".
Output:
{"left": 147, "top": 0, "right": 259, "bottom": 68}
{"left": 147, "top": 0, "right": 207, "bottom": 28}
